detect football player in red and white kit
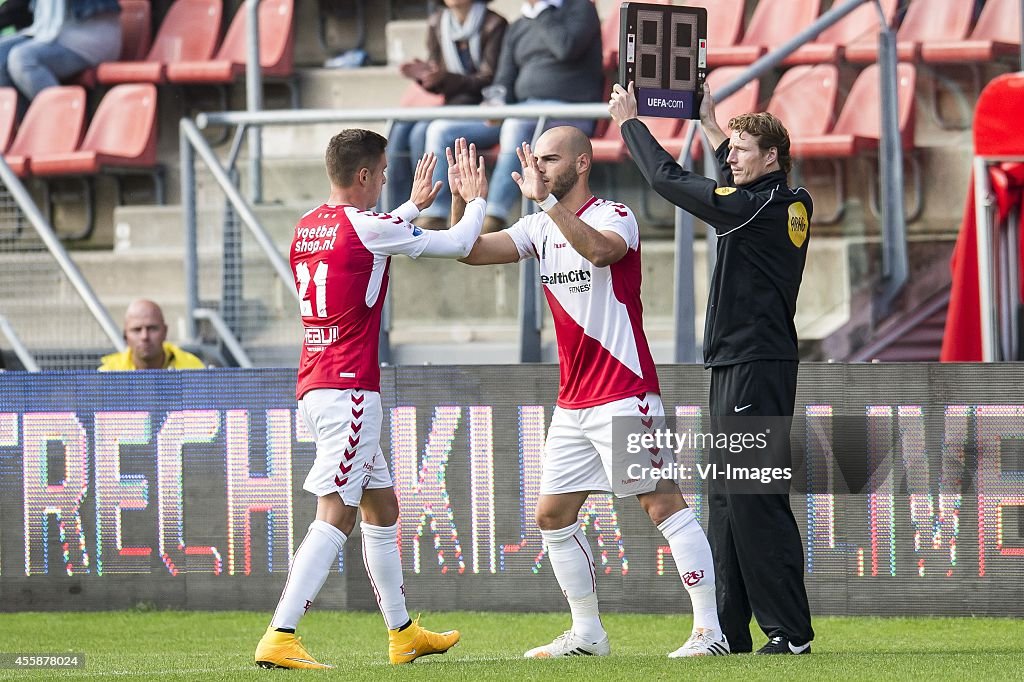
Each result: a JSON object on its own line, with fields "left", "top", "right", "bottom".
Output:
{"left": 459, "top": 126, "right": 727, "bottom": 658}
{"left": 255, "top": 129, "right": 489, "bottom": 669}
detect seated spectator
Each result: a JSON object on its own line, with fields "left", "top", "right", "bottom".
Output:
{"left": 0, "top": 0, "right": 120, "bottom": 106}
{"left": 0, "top": 0, "right": 33, "bottom": 35}
{"left": 99, "top": 299, "right": 205, "bottom": 370}
{"left": 386, "top": 0, "right": 506, "bottom": 227}
{"left": 421, "top": 0, "right": 602, "bottom": 232}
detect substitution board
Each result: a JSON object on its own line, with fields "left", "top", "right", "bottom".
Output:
{"left": 619, "top": 3, "right": 708, "bottom": 118}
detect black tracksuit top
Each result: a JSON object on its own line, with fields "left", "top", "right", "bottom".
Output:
{"left": 621, "top": 118, "right": 812, "bottom": 368}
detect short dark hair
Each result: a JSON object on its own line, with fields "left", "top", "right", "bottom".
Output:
{"left": 325, "top": 129, "right": 387, "bottom": 188}
{"left": 728, "top": 112, "right": 792, "bottom": 174}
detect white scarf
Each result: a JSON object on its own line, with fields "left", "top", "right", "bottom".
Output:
{"left": 439, "top": 2, "right": 488, "bottom": 75}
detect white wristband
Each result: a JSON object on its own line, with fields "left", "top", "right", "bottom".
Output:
{"left": 538, "top": 194, "right": 558, "bottom": 212}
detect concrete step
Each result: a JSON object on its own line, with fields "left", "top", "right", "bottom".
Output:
{"left": 30, "top": 235, "right": 847, "bottom": 334}
{"left": 385, "top": 20, "right": 428, "bottom": 66}
{"left": 295, "top": 66, "right": 408, "bottom": 111}
{"left": 112, "top": 203, "right": 308, "bottom": 252}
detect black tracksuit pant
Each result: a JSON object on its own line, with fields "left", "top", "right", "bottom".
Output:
{"left": 708, "top": 360, "right": 813, "bottom": 651}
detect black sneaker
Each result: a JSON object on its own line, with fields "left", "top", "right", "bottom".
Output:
{"left": 754, "top": 635, "right": 811, "bottom": 655}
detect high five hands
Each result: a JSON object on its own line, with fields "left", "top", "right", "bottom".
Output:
{"left": 511, "top": 142, "right": 548, "bottom": 202}
{"left": 410, "top": 152, "right": 443, "bottom": 211}
{"left": 446, "top": 137, "right": 488, "bottom": 203}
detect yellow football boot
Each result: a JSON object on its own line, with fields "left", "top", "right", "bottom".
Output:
{"left": 388, "top": 616, "right": 461, "bottom": 664}
{"left": 255, "top": 627, "right": 333, "bottom": 670}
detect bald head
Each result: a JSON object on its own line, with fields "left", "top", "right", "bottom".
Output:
{"left": 535, "top": 125, "right": 593, "bottom": 162}
{"left": 123, "top": 299, "right": 168, "bottom": 368}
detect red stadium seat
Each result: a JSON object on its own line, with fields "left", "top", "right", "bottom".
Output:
{"left": 921, "top": 0, "right": 1022, "bottom": 63}
{"left": 793, "top": 63, "right": 916, "bottom": 157}
{"left": 783, "top": 0, "right": 898, "bottom": 65}
{"left": 96, "top": 0, "right": 223, "bottom": 85}
{"left": 766, "top": 65, "right": 840, "bottom": 138}
{"left": 119, "top": 0, "right": 154, "bottom": 61}
{"left": 658, "top": 66, "right": 761, "bottom": 161}
{"left": 166, "top": 0, "right": 294, "bottom": 84}
{"left": 602, "top": 0, "right": 745, "bottom": 72}
{"left": 591, "top": 116, "right": 680, "bottom": 164}
{"left": 30, "top": 84, "right": 159, "bottom": 175}
{"left": 845, "top": 0, "right": 974, "bottom": 63}
{"left": 0, "top": 87, "right": 18, "bottom": 153}
{"left": 4, "top": 86, "right": 86, "bottom": 176}
{"left": 709, "top": 0, "right": 821, "bottom": 67}
{"left": 29, "top": 84, "right": 163, "bottom": 240}
{"left": 790, "top": 63, "right": 918, "bottom": 223}
{"left": 683, "top": 0, "right": 745, "bottom": 66}
{"left": 73, "top": 0, "right": 153, "bottom": 87}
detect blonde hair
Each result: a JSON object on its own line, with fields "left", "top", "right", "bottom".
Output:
{"left": 728, "top": 112, "right": 792, "bottom": 174}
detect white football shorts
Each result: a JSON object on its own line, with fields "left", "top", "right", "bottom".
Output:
{"left": 540, "top": 392, "right": 667, "bottom": 498}
{"left": 298, "top": 388, "right": 393, "bottom": 506}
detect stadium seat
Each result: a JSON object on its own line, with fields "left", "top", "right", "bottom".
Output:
{"left": 74, "top": 0, "right": 153, "bottom": 87}
{"left": 657, "top": 66, "right": 761, "bottom": 162}
{"left": 766, "top": 65, "right": 840, "bottom": 139}
{"left": 96, "top": 0, "right": 223, "bottom": 85}
{"left": 921, "top": 0, "right": 1022, "bottom": 64}
{"left": 166, "top": 0, "right": 294, "bottom": 84}
{"left": 789, "top": 63, "right": 918, "bottom": 223}
{"left": 0, "top": 87, "right": 18, "bottom": 153}
{"left": 709, "top": 0, "right": 821, "bottom": 67}
{"left": 683, "top": 0, "right": 745, "bottom": 68}
{"left": 591, "top": 116, "right": 680, "bottom": 164}
{"left": 845, "top": 0, "right": 974, "bottom": 63}
{"left": 602, "top": 0, "right": 745, "bottom": 72}
{"left": 3, "top": 86, "right": 86, "bottom": 177}
{"left": 29, "top": 84, "right": 162, "bottom": 240}
{"left": 783, "top": 0, "right": 898, "bottom": 65}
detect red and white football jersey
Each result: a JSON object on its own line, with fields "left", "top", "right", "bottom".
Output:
{"left": 506, "top": 197, "right": 661, "bottom": 409}
{"left": 291, "top": 201, "right": 428, "bottom": 399}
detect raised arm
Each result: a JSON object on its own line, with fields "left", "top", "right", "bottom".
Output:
{"left": 609, "top": 83, "right": 769, "bottom": 232}
{"left": 699, "top": 83, "right": 728, "bottom": 152}
{"left": 512, "top": 142, "right": 626, "bottom": 267}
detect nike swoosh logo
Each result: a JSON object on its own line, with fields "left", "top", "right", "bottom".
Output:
{"left": 734, "top": 404, "right": 752, "bottom": 413}
{"left": 399, "top": 649, "right": 417, "bottom": 657}
{"left": 285, "top": 657, "right": 319, "bottom": 664}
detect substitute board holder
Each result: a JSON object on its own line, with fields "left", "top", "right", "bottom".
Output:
{"left": 619, "top": 3, "right": 708, "bottom": 119}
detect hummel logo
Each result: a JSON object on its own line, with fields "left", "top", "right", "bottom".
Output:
{"left": 734, "top": 404, "right": 752, "bottom": 413}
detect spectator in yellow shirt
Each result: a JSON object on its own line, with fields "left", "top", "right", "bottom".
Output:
{"left": 99, "top": 299, "right": 205, "bottom": 370}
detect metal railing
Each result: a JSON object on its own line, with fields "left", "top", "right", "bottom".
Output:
{"left": 0, "top": 314, "right": 40, "bottom": 371}
{"left": 974, "top": 154, "right": 1024, "bottom": 361}
{"left": 0, "top": 156, "right": 123, "bottom": 369}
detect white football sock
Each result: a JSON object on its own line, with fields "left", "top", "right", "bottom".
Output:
{"left": 658, "top": 508, "right": 721, "bottom": 634}
{"left": 542, "top": 523, "right": 605, "bottom": 642}
{"left": 271, "top": 520, "right": 346, "bottom": 630}
{"left": 360, "top": 522, "right": 411, "bottom": 629}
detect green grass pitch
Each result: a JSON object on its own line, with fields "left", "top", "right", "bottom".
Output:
{"left": 0, "top": 611, "right": 1021, "bottom": 680}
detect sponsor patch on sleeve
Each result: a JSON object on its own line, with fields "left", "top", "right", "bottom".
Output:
{"left": 715, "top": 187, "right": 737, "bottom": 196}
